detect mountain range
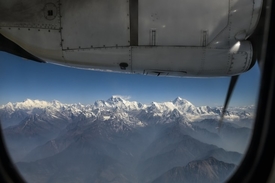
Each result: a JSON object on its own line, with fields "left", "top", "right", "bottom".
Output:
{"left": 0, "top": 96, "right": 254, "bottom": 183}
{"left": 0, "top": 96, "right": 254, "bottom": 128}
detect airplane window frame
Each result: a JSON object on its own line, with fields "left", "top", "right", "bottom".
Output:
{"left": 0, "top": 1, "right": 275, "bottom": 183}
{"left": 227, "top": 0, "right": 275, "bottom": 182}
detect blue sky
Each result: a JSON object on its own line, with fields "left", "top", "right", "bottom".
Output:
{"left": 0, "top": 51, "right": 260, "bottom": 107}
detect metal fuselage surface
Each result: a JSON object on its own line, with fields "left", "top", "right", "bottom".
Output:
{"left": 0, "top": 0, "right": 262, "bottom": 77}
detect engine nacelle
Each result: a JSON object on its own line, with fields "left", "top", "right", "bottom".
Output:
{"left": 0, "top": 0, "right": 262, "bottom": 77}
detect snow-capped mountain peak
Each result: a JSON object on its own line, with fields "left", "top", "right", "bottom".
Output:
{"left": 0, "top": 102, "right": 14, "bottom": 112}
{"left": 173, "top": 97, "right": 193, "bottom": 106}
{"left": 51, "top": 100, "right": 63, "bottom": 108}
{"left": 107, "top": 95, "right": 126, "bottom": 103}
{"left": 104, "top": 96, "right": 144, "bottom": 111}
{"left": 173, "top": 96, "right": 183, "bottom": 102}
{"left": 13, "top": 99, "right": 50, "bottom": 110}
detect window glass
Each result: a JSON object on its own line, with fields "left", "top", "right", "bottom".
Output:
{"left": 0, "top": 0, "right": 263, "bottom": 182}
{"left": 0, "top": 51, "right": 260, "bottom": 183}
